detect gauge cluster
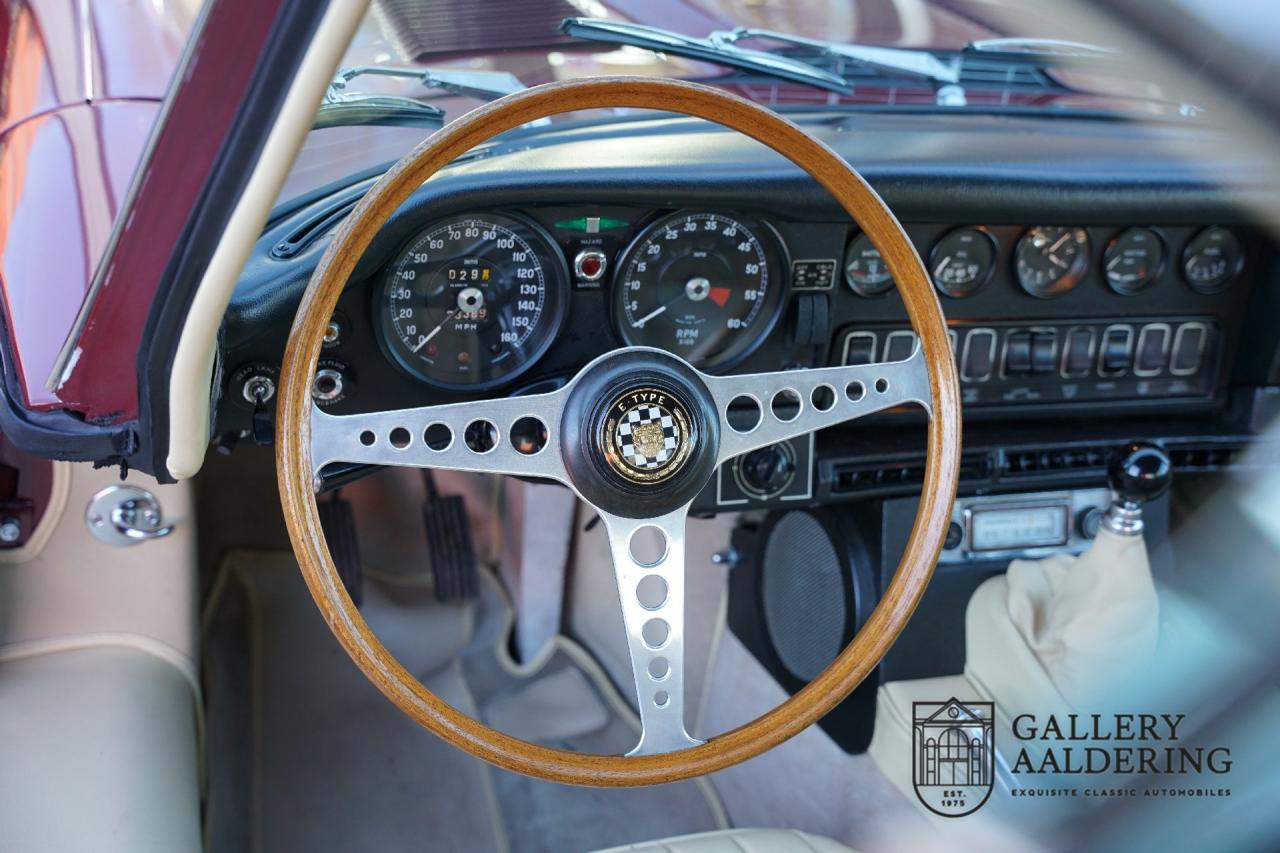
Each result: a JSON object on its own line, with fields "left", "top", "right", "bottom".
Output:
{"left": 219, "top": 205, "right": 1257, "bottom": 440}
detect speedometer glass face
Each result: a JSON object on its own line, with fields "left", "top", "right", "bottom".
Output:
{"left": 377, "top": 213, "right": 567, "bottom": 389}
{"left": 1015, "top": 226, "right": 1090, "bottom": 297}
{"left": 613, "top": 212, "right": 785, "bottom": 369}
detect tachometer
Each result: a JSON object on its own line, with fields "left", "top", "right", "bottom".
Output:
{"left": 613, "top": 211, "right": 786, "bottom": 369}
{"left": 376, "top": 213, "right": 568, "bottom": 390}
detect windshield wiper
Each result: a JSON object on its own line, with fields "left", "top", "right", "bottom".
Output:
{"left": 560, "top": 18, "right": 853, "bottom": 95}
{"left": 314, "top": 66, "right": 529, "bottom": 131}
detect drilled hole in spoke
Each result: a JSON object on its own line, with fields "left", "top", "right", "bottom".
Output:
{"left": 629, "top": 526, "right": 668, "bottom": 568}
{"left": 846, "top": 380, "right": 866, "bottom": 402}
{"left": 726, "top": 395, "right": 762, "bottom": 433}
{"left": 424, "top": 422, "right": 452, "bottom": 452}
{"left": 359, "top": 430, "right": 376, "bottom": 447}
{"left": 463, "top": 419, "right": 498, "bottom": 454}
{"left": 770, "top": 389, "right": 802, "bottom": 422}
{"left": 811, "top": 384, "right": 836, "bottom": 412}
{"left": 642, "top": 618, "right": 670, "bottom": 649}
{"left": 875, "top": 377, "right": 890, "bottom": 394}
{"left": 654, "top": 690, "right": 670, "bottom": 708}
{"left": 648, "top": 657, "right": 670, "bottom": 680}
{"left": 389, "top": 427, "right": 411, "bottom": 449}
{"left": 509, "top": 416, "right": 548, "bottom": 455}
{"left": 637, "top": 574, "right": 668, "bottom": 610}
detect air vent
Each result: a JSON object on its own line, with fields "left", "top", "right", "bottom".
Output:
{"left": 1001, "top": 447, "right": 1108, "bottom": 477}
{"left": 270, "top": 199, "right": 359, "bottom": 260}
{"left": 831, "top": 452, "right": 992, "bottom": 495}
{"left": 1167, "top": 442, "right": 1244, "bottom": 471}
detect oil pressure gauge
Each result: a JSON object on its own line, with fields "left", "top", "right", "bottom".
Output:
{"left": 930, "top": 227, "right": 996, "bottom": 298}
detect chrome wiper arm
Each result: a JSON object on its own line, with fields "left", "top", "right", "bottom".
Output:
{"left": 560, "top": 17, "right": 853, "bottom": 95}
{"left": 315, "top": 66, "right": 529, "bottom": 130}
{"left": 712, "top": 27, "right": 962, "bottom": 86}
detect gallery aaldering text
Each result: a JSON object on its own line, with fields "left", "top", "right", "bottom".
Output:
{"left": 1010, "top": 714, "right": 1232, "bottom": 775}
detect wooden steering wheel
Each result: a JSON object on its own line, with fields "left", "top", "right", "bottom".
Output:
{"left": 277, "top": 77, "right": 961, "bottom": 787}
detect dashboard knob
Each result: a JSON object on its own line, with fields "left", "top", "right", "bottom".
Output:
{"left": 738, "top": 443, "right": 796, "bottom": 499}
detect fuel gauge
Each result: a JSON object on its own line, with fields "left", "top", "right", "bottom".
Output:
{"left": 843, "top": 232, "right": 894, "bottom": 296}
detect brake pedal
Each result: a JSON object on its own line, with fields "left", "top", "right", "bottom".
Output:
{"left": 317, "top": 490, "right": 363, "bottom": 607}
{"left": 422, "top": 470, "right": 478, "bottom": 603}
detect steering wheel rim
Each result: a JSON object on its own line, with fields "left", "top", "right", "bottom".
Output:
{"left": 277, "top": 76, "right": 961, "bottom": 787}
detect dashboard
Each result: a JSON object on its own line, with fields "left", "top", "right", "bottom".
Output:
{"left": 218, "top": 110, "right": 1278, "bottom": 513}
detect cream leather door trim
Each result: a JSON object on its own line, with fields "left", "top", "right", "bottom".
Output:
{"left": 0, "top": 461, "right": 70, "bottom": 563}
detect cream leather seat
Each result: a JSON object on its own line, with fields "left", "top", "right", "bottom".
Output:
{"left": 594, "top": 828, "right": 854, "bottom": 852}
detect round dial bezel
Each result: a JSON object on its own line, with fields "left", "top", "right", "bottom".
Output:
{"left": 1014, "top": 226, "right": 1091, "bottom": 298}
{"left": 1181, "top": 226, "right": 1243, "bottom": 294}
{"left": 374, "top": 212, "right": 570, "bottom": 391}
{"left": 1102, "top": 226, "right": 1166, "bottom": 295}
{"left": 611, "top": 210, "right": 789, "bottom": 372}
{"left": 928, "top": 226, "right": 998, "bottom": 298}
{"left": 843, "top": 231, "right": 895, "bottom": 297}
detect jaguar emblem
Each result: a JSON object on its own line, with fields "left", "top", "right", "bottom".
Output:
{"left": 602, "top": 387, "right": 694, "bottom": 484}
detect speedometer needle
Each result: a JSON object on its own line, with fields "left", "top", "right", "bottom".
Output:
{"left": 413, "top": 310, "right": 456, "bottom": 352}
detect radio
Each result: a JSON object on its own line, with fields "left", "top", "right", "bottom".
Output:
{"left": 837, "top": 317, "right": 1220, "bottom": 407}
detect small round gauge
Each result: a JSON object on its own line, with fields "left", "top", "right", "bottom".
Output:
{"left": 376, "top": 213, "right": 568, "bottom": 390}
{"left": 929, "top": 227, "right": 997, "bottom": 298}
{"left": 1103, "top": 227, "right": 1165, "bottom": 294}
{"left": 1015, "top": 226, "right": 1090, "bottom": 298}
{"left": 1182, "top": 226, "right": 1242, "bottom": 293}
{"left": 843, "top": 232, "right": 894, "bottom": 296}
{"left": 613, "top": 211, "right": 786, "bottom": 369}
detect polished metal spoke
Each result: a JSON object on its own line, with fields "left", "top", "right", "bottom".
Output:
{"left": 703, "top": 347, "right": 932, "bottom": 465}
{"left": 600, "top": 506, "right": 704, "bottom": 756}
{"left": 309, "top": 390, "right": 570, "bottom": 485}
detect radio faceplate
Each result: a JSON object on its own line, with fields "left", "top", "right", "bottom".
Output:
{"left": 837, "top": 317, "right": 1220, "bottom": 407}
{"left": 938, "top": 488, "right": 1110, "bottom": 564}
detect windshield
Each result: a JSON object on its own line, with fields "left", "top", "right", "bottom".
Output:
{"left": 278, "top": 0, "right": 1196, "bottom": 203}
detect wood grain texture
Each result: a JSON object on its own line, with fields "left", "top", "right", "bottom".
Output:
{"left": 276, "top": 77, "right": 962, "bottom": 786}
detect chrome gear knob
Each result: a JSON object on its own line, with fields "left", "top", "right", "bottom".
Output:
{"left": 1104, "top": 441, "right": 1173, "bottom": 535}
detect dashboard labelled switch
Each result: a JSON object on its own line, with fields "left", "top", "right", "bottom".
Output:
{"left": 1062, "top": 327, "right": 1096, "bottom": 378}
{"left": 842, "top": 331, "right": 878, "bottom": 365}
{"left": 1134, "top": 323, "right": 1172, "bottom": 376}
{"left": 1003, "top": 330, "right": 1033, "bottom": 376}
{"left": 1170, "top": 322, "right": 1210, "bottom": 376}
{"left": 1099, "top": 325, "right": 1135, "bottom": 376}
{"left": 1030, "top": 330, "right": 1058, "bottom": 374}
{"left": 960, "top": 328, "right": 997, "bottom": 382}
{"left": 883, "top": 330, "right": 919, "bottom": 362}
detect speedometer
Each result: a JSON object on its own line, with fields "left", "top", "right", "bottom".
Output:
{"left": 612, "top": 211, "right": 786, "bottom": 369}
{"left": 376, "top": 213, "right": 568, "bottom": 390}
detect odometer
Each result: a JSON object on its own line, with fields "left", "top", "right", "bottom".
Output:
{"left": 376, "top": 214, "right": 568, "bottom": 390}
{"left": 613, "top": 212, "right": 786, "bottom": 369}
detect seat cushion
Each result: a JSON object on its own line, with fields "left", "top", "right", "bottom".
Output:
{"left": 0, "top": 645, "right": 201, "bottom": 853}
{"left": 592, "top": 828, "right": 854, "bottom": 852}
{"left": 867, "top": 673, "right": 978, "bottom": 803}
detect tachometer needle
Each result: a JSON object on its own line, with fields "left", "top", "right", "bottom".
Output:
{"left": 631, "top": 304, "right": 669, "bottom": 328}
{"left": 413, "top": 310, "right": 456, "bottom": 352}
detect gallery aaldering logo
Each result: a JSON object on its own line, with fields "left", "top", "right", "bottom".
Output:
{"left": 912, "top": 699, "right": 995, "bottom": 817}
{"left": 911, "top": 700, "right": 1234, "bottom": 816}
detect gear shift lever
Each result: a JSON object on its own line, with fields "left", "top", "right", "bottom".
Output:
{"left": 1104, "top": 441, "right": 1173, "bottom": 536}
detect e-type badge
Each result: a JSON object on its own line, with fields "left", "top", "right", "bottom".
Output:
{"left": 603, "top": 386, "right": 694, "bottom": 484}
